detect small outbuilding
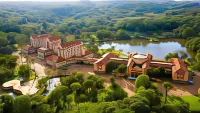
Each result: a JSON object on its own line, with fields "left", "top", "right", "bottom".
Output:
{"left": 22, "top": 45, "right": 36, "bottom": 54}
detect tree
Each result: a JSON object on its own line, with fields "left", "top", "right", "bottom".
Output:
{"left": 70, "top": 82, "right": 81, "bottom": 109}
{"left": 18, "top": 64, "right": 31, "bottom": 80}
{"left": 79, "top": 94, "right": 87, "bottom": 103}
{"left": 109, "top": 83, "right": 128, "bottom": 100}
{"left": 0, "top": 67, "right": 12, "bottom": 84}
{"left": 162, "top": 82, "right": 173, "bottom": 104}
{"left": 1, "top": 95, "right": 13, "bottom": 113}
{"left": 182, "top": 27, "right": 196, "bottom": 37}
{"left": 96, "top": 30, "right": 114, "bottom": 40}
{"left": 61, "top": 76, "right": 76, "bottom": 87}
{"left": 137, "top": 88, "right": 161, "bottom": 106}
{"left": 96, "top": 77, "right": 105, "bottom": 89}
{"left": 195, "top": 53, "right": 200, "bottom": 63}
{"left": 47, "top": 86, "right": 70, "bottom": 111}
{"left": 13, "top": 95, "right": 31, "bottom": 113}
{"left": 85, "top": 44, "right": 99, "bottom": 55}
{"left": 83, "top": 80, "right": 94, "bottom": 94}
{"left": 66, "top": 95, "right": 73, "bottom": 110}
{"left": 15, "top": 34, "right": 29, "bottom": 65}
{"left": 0, "top": 57, "right": 7, "bottom": 66}
{"left": 116, "top": 29, "right": 130, "bottom": 39}
{"left": 0, "top": 46, "right": 13, "bottom": 54}
{"left": 164, "top": 52, "right": 179, "bottom": 61}
{"left": 115, "top": 64, "right": 127, "bottom": 76}
{"left": 35, "top": 104, "right": 52, "bottom": 113}
{"left": 180, "top": 51, "right": 188, "bottom": 59}
{"left": 75, "top": 72, "right": 84, "bottom": 84}
{"left": 7, "top": 56, "right": 18, "bottom": 69}
{"left": 106, "top": 61, "right": 119, "bottom": 74}
{"left": 31, "top": 94, "right": 45, "bottom": 108}
{"left": 21, "top": 27, "right": 34, "bottom": 36}
{"left": 110, "top": 76, "right": 115, "bottom": 84}
{"left": 0, "top": 38, "right": 8, "bottom": 47}
{"left": 70, "top": 82, "right": 81, "bottom": 93}
{"left": 130, "top": 102, "right": 150, "bottom": 113}
{"left": 135, "top": 74, "right": 150, "bottom": 92}
{"left": 42, "top": 21, "right": 48, "bottom": 30}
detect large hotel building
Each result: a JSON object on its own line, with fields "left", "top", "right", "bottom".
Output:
{"left": 23, "top": 34, "right": 93, "bottom": 68}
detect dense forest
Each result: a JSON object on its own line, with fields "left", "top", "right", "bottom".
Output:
{"left": 1, "top": 1, "right": 200, "bottom": 70}
{"left": 0, "top": 1, "right": 200, "bottom": 113}
{"left": 0, "top": 1, "right": 200, "bottom": 51}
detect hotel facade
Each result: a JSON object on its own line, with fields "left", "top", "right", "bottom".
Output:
{"left": 23, "top": 34, "right": 93, "bottom": 68}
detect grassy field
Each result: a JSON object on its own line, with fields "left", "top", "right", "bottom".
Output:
{"left": 181, "top": 96, "right": 200, "bottom": 112}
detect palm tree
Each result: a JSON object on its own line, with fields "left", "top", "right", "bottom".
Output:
{"left": 162, "top": 82, "right": 173, "bottom": 104}
{"left": 70, "top": 82, "right": 81, "bottom": 109}
{"left": 65, "top": 95, "right": 73, "bottom": 110}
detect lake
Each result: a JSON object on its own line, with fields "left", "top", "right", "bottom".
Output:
{"left": 99, "top": 38, "right": 196, "bottom": 59}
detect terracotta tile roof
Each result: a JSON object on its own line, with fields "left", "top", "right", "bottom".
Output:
{"left": 94, "top": 52, "right": 115, "bottom": 65}
{"left": 31, "top": 34, "right": 49, "bottom": 39}
{"left": 85, "top": 51, "right": 92, "bottom": 55}
{"left": 46, "top": 55, "right": 66, "bottom": 63}
{"left": 61, "top": 40, "right": 82, "bottom": 48}
{"left": 23, "top": 45, "right": 34, "bottom": 51}
{"left": 38, "top": 48, "right": 53, "bottom": 53}
{"left": 171, "top": 58, "right": 187, "bottom": 72}
{"left": 48, "top": 36, "right": 61, "bottom": 42}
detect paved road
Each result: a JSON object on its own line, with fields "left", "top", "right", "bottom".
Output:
{"left": 33, "top": 59, "right": 46, "bottom": 77}
{"left": 194, "top": 72, "right": 200, "bottom": 76}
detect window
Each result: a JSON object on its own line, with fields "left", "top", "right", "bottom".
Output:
{"left": 98, "top": 66, "right": 102, "bottom": 70}
{"left": 177, "top": 74, "right": 184, "bottom": 79}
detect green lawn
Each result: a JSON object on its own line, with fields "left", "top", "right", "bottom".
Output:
{"left": 181, "top": 96, "right": 200, "bottom": 112}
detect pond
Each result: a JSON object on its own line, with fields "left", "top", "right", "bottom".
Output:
{"left": 43, "top": 78, "right": 60, "bottom": 95}
{"left": 0, "top": 88, "right": 18, "bottom": 98}
{"left": 0, "top": 78, "right": 60, "bottom": 97}
{"left": 99, "top": 38, "right": 196, "bottom": 59}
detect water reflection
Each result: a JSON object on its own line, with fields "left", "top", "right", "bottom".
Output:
{"left": 99, "top": 39, "right": 196, "bottom": 59}
{"left": 0, "top": 89, "right": 18, "bottom": 98}
{"left": 43, "top": 78, "right": 60, "bottom": 95}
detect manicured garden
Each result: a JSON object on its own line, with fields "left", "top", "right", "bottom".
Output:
{"left": 181, "top": 96, "right": 200, "bottom": 112}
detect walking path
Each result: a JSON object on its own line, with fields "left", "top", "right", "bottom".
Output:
{"left": 33, "top": 59, "right": 46, "bottom": 77}
{"left": 3, "top": 52, "right": 47, "bottom": 95}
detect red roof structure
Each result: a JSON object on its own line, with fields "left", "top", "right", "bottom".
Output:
{"left": 171, "top": 58, "right": 187, "bottom": 72}
{"left": 94, "top": 52, "right": 115, "bottom": 65}
{"left": 46, "top": 55, "right": 66, "bottom": 63}
{"left": 61, "top": 40, "right": 82, "bottom": 48}
{"left": 38, "top": 48, "right": 53, "bottom": 53}
{"left": 48, "top": 36, "right": 61, "bottom": 42}
{"left": 23, "top": 45, "right": 34, "bottom": 51}
{"left": 31, "top": 34, "right": 49, "bottom": 39}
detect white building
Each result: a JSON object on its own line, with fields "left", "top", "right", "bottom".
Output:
{"left": 58, "top": 40, "right": 85, "bottom": 59}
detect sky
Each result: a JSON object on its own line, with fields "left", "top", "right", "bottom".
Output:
{"left": 0, "top": 0, "right": 80, "bottom": 1}
{"left": 0, "top": 0, "right": 191, "bottom": 1}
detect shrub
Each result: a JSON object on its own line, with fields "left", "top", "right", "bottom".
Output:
{"left": 135, "top": 74, "right": 150, "bottom": 92}
{"left": 13, "top": 95, "right": 31, "bottom": 113}
{"left": 106, "top": 61, "right": 119, "bottom": 74}
{"left": 130, "top": 102, "right": 150, "bottom": 113}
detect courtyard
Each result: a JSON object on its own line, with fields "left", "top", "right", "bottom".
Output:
{"left": 66, "top": 64, "right": 200, "bottom": 96}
